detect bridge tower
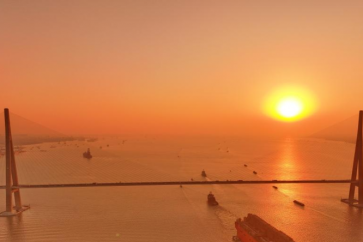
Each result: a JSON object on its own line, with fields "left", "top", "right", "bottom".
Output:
{"left": 341, "top": 110, "right": 363, "bottom": 208}
{"left": 0, "top": 108, "right": 30, "bottom": 217}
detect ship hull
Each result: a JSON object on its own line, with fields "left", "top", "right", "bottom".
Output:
{"left": 233, "top": 214, "right": 295, "bottom": 242}
{"left": 235, "top": 222, "right": 258, "bottom": 242}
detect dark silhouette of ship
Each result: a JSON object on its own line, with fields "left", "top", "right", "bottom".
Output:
{"left": 232, "top": 214, "right": 295, "bottom": 242}
{"left": 293, "top": 200, "right": 305, "bottom": 207}
{"left": 207, "top": 192, "right": 219, "bottom": 206}
{"left": 201, "top": 170, "right": 207, "bottom": 177}
{"left": 83, "top": 148, "right": 92, "bottom": 159}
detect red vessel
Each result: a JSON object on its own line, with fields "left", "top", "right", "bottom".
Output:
{"left": 233, "top": 214, "right": 295, "bottom": 242}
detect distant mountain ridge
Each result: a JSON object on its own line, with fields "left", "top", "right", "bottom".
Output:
{"left": 0, "top": 111, "right": 62, "bottom": 136}
{"left": 0, "top": 111, "right": 82, "bottom": 145}
{"left": 311, "top": 114, "right": 359, "bottom": 143}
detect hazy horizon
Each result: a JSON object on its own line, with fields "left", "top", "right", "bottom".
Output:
{"left": 0, "top": 110, "right": 361, "bottom": 144}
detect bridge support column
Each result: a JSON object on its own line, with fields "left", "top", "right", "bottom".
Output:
{"left": 0, "top": 108, "right": 30, "bottom": 217}
{"left": 341, "top": 110, "right": 363, "bottom": 208}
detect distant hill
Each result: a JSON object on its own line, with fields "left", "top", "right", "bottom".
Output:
{"left": 0, "top": 111, "right": 61, "bottom": 136}
{"left": 311, "top": 114, "right": 359, "bottom": 143}
{"left": 0, "top": 111, "right": 83, "bottom": 145}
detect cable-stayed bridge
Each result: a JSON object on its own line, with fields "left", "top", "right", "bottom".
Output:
{"left": 0, "top": 179, "right": 357, "bottom": 190}
{"left": 1, "top": 108, "right": 363, "bottom": 217}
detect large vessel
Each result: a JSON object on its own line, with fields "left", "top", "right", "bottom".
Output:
{"left": 233, "top": 214, "right": 295, "bottom": 242}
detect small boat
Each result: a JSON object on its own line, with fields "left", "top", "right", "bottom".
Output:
{"left": 201, "top": 170, "right": 207, "bottom": 177}
{"left": 272, "top": 186, "right": 278, "bottom": 189}
{"left": 293, "top": 200, "right": 305, "bottom": 207}
{"left": 83, "top": 148, "right": 92, "bottom": 159}
{"left": 207, "top": 192, "right": 219, "bottom": 206}
{"left": 253, "top": 171, "right": 257, "bottom": 174}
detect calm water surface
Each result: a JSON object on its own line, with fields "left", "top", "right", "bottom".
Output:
{"left": 0, "top": 136, "right": 362, "bottom": 241}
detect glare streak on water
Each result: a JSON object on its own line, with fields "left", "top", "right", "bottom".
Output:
{"left": 0, "top": 136, "right": 363, "bottom": 241}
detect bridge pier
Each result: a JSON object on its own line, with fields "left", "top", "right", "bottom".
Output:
{"left": 0, "top": 109, "right": 29, "bottom": 217}
{"left": 341, "top": 110, "right": 363, "bottom": 208}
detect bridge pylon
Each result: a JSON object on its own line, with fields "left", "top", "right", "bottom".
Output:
{"left": 0, "top": 108, "right": 30, "bottom": 217}
{"left": 341, "top": 110, "right": 363, "bottom": 208}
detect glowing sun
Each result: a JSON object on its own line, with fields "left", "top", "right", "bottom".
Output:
{"left": 276, "top": 97, "right": 303, "bottom": 118}
{"left": 264, "top": 86, "right": 316, "bottom": 122}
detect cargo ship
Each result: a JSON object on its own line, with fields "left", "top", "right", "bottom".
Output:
{"left": 232, "top": 214, "right": 295, "bottom": 242}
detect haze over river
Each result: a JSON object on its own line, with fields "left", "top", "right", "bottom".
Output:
{"left": 0, "top": 136, "right": 362, "bottom": 241}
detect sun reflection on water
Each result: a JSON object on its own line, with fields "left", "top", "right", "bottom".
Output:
{"left": 277, "top": 138, "right": 301, "bottom": 198}
{"left": 279, "top": 138, "right": 298, "bottom": 179}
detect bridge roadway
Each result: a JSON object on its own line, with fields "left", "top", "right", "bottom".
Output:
{"left": 0, "top": 179, "right": 357, "bottom": 189}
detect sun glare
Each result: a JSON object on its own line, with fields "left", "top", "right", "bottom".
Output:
{"left": 264, "top": 86, "right": 316, "bottom": 122}
{"left": 276, "top": 97, "right": 303, "bottom": 118}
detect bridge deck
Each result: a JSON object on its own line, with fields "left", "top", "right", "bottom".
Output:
{"left": 0, "top": 180, "right": 357, "bottom": 189}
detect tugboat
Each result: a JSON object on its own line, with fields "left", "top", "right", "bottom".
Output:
{"left": 207, "top": 192, "right": 219, "bottom": 206}
{"left": 201, "top": 170, "right": 207, "bottom": 177}
{"left": 83, "top": 148, "right": 92, "bottom": 159}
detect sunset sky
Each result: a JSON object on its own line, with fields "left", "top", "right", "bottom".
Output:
{"left": 1, "top": 0, "right": 363, "bottom": 136}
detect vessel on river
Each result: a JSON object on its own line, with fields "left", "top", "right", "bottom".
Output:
{"left": 207, "top": 192, "right": 219, "bottom": 206}
{"left": 201, "top": 170, "right": 207, "bottom": 177}
{"left": 233, "top": 214, "right": 295, "bottom": 242}
{"left": 83, "top": 148, "right": 92, "bottom": 159}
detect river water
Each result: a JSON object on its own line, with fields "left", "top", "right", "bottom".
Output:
{"left": 0, "top": 136, "right": 362, "bottom": 241}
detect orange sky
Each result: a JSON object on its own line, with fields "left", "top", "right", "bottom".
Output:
{"left": 1, "top": 0, "right": 363, "bottom": 136}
